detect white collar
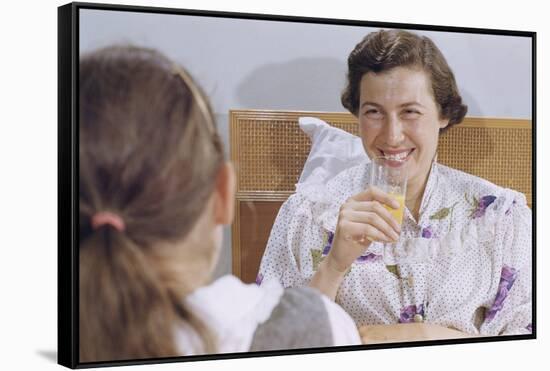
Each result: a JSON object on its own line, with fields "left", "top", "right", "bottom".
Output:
{"left": 174, "top": 275, "right": 284, "bottom": 355}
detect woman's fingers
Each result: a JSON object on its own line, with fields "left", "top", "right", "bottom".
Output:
{"left": 352, "top": 186, "right": 401, "bottom": 209}
{"left": 346, "top": 187, "right": 403, "bottom": 230}
{"left": 339, "top": 219, "right": 396, "bottom": 244}
{"left": 328, "top": 187, "right": 405, "bottom": 272}
{"left": 348, "top": 200, "right": 401, "bottom": 234}
{"left": 341, "top": 210, "right": 399, "bottom": 242}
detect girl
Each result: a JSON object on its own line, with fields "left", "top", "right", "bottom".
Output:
{"left": 78, "top": 45, "right": 360, "bottom": 363}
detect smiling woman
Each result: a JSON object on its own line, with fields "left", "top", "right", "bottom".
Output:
{"left": 358, "top": 67, "right": 448, "bottom": 219}
{"left": 257, "top": 29, "right": 532, "bottom": 343}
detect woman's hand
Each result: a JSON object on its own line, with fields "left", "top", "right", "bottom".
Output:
{"left": 326, "top": 186, "right": 401, "bottom": 273}
{"left": 309, "top": 186, "right": 400, "bottom": 300}
{"left": 359, "top": 323, "right": 475, "bottom": 344}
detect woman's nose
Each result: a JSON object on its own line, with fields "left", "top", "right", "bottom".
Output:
{"left": 384, "top": 114, "right": 405, "bottom": 145}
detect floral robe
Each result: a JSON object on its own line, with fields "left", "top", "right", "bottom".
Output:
{"left": 257, "top": 161, "right": 532, "bottom": 336}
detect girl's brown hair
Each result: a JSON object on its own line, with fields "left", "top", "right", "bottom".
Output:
{"left": 341, "top": 29, "right": 468, "bottom": 131}
{"left": 79, "top": 45, "right": 223, "bottom": 362}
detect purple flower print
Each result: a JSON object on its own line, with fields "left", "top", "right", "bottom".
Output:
{"left": 322, "top": 231, "right": 334, "bottom": 256}
{"left": 469, "top": 195, "right": 497, "bottom": 219}
{"left": 526, "top": 323, "right": 532, "bottom": 333}
{"left": 501, "top": 265, "right": 518, "bottom": 282}
{"left": 255, "top": 272, "right": 264, "bottom": 286}
{"left": 356, "top": 252, "right": 381, "bottom": 263}
{"left": 399, "top": 304, "right": 425, "bottom": 323}
{"left": 485, "top": 265, "right": 518, "bottom": 322}
{"left": 322, "top": 230, "right": 380, "bottom": 264}
{"left": 421, "top": 225, "right": 434, "bottom": 238}
{"left": 505, "top": 200, "right": 517, "bottom": 216}
{"left": 400, "top": 305, "right": 416, "bottom": 323}
{"left": 321, "top": 230, "right": 381, "bottom": 264}
{"left": 479, "top": 195, "right": 497, "bottom": 209}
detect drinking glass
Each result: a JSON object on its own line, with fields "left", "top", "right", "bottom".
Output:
{"left": 368, "top": 155, "right": 408, "bottom": 264}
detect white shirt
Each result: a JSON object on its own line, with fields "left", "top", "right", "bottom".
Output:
{"left": 258, "top": 161, "right": 532, "bottom": 336}
{"left": 174, "top": 275, "right": 360, "bottom": 355}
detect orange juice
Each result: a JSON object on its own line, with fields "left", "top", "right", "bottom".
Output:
{"left": 384, "top": 193, "right": 405, "bottom": 225}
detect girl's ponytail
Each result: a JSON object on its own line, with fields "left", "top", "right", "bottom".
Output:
{"left": 79, "top": 226, "right": 178, "bottom": 362}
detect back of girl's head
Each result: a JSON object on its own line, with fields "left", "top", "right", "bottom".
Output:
{"left": 79, "top": 45, "right": 223, "bottom": 362}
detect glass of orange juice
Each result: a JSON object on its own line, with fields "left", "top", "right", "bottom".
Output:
{"left": 368, "top": 155, "right": 408, "bottom": 264}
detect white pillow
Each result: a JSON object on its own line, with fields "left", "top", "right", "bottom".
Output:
{"left": 296, "top": 117, "right": 369, "bottom": 190}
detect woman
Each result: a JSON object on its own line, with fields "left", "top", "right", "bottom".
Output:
{"left": 78, "top": 45, "right": 360, "bottom": 362}
{"left": 258, "top": 29, "right": 532, "bottom": 342}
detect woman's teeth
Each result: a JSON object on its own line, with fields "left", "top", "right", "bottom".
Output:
{"left": 384, "top": 151, "right": 410, "bottom": 160}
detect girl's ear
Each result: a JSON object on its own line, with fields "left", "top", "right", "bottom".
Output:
{"left": 439, "top": 118, "right": 450, "bottom": 130}
{"left": 213, "top": 162, "right": 236, "bottom": 225}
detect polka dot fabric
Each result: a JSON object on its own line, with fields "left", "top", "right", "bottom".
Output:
{"left": 258, "top": 161, "right": 532, "bottom": 336}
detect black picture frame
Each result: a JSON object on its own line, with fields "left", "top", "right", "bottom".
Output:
{"left": 58, "top": 2, "right": 536, "bottom": 368}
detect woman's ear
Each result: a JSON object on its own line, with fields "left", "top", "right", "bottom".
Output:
{"left": 213, "top": 162, "right": 236, "bottom": 225}
{"left": 439, "top": 118, "right": 450, "bottom": 130}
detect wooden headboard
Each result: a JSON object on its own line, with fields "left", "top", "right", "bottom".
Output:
{"left": 229, "top": 109, "right": 532, "bottom": 283}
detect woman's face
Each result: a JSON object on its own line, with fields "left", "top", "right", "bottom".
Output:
{"left": 358, "top": 66, "right": 449, "bottom": 193}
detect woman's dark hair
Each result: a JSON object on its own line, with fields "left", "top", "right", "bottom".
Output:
{"left": 79, "top": 45, "right": 223, "bottom": 362}
{"left": 341, "top": 29, "right": 468, "bottom": 131}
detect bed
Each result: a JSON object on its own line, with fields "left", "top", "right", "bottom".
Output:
{"left": 229, "top": 109, "right": 532, "bottom": 283}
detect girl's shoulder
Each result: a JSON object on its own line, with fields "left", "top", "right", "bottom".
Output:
{"left": 250, "top": 285, "right": 361, "bottom": 350}
{"left": 178, "top": 276, "right": 360, "bottom": 353}
{"left": 176, "top": 275, "right": 284, "bottom": 354}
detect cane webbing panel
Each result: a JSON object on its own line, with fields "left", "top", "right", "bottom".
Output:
{"left": 437, "top": 120, "right": 532, "bottom": 206}
{"left": 230, "top": 110, "right": 532, "bottom": 205}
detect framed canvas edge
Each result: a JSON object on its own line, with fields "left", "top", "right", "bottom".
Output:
{"left": 58, "top": 2, "right": 79, "bottom": 369}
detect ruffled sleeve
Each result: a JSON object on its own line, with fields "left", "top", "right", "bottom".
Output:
{"left": 257, "top": 190, "right": 325, "bottom": 288}
{"left": 479, "top": 192, "right": 532, "bottom": 336}
{"left": 256, "top": 156, "right": 358, "bottom": 287}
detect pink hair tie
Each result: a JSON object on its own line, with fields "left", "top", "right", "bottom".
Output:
{"left": 91, "top": 211, "right": 125, "bottom": 232}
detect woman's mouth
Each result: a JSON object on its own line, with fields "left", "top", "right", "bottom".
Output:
{"left": 381, "top": 149, "right": 415, "bottom": 161}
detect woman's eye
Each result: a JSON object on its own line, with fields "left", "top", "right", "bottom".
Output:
{"left": 364, "top": 109, "right": 383, "bottom": 118}
{"left": 402, "top": 109, "right": 421, "bottom": 118}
